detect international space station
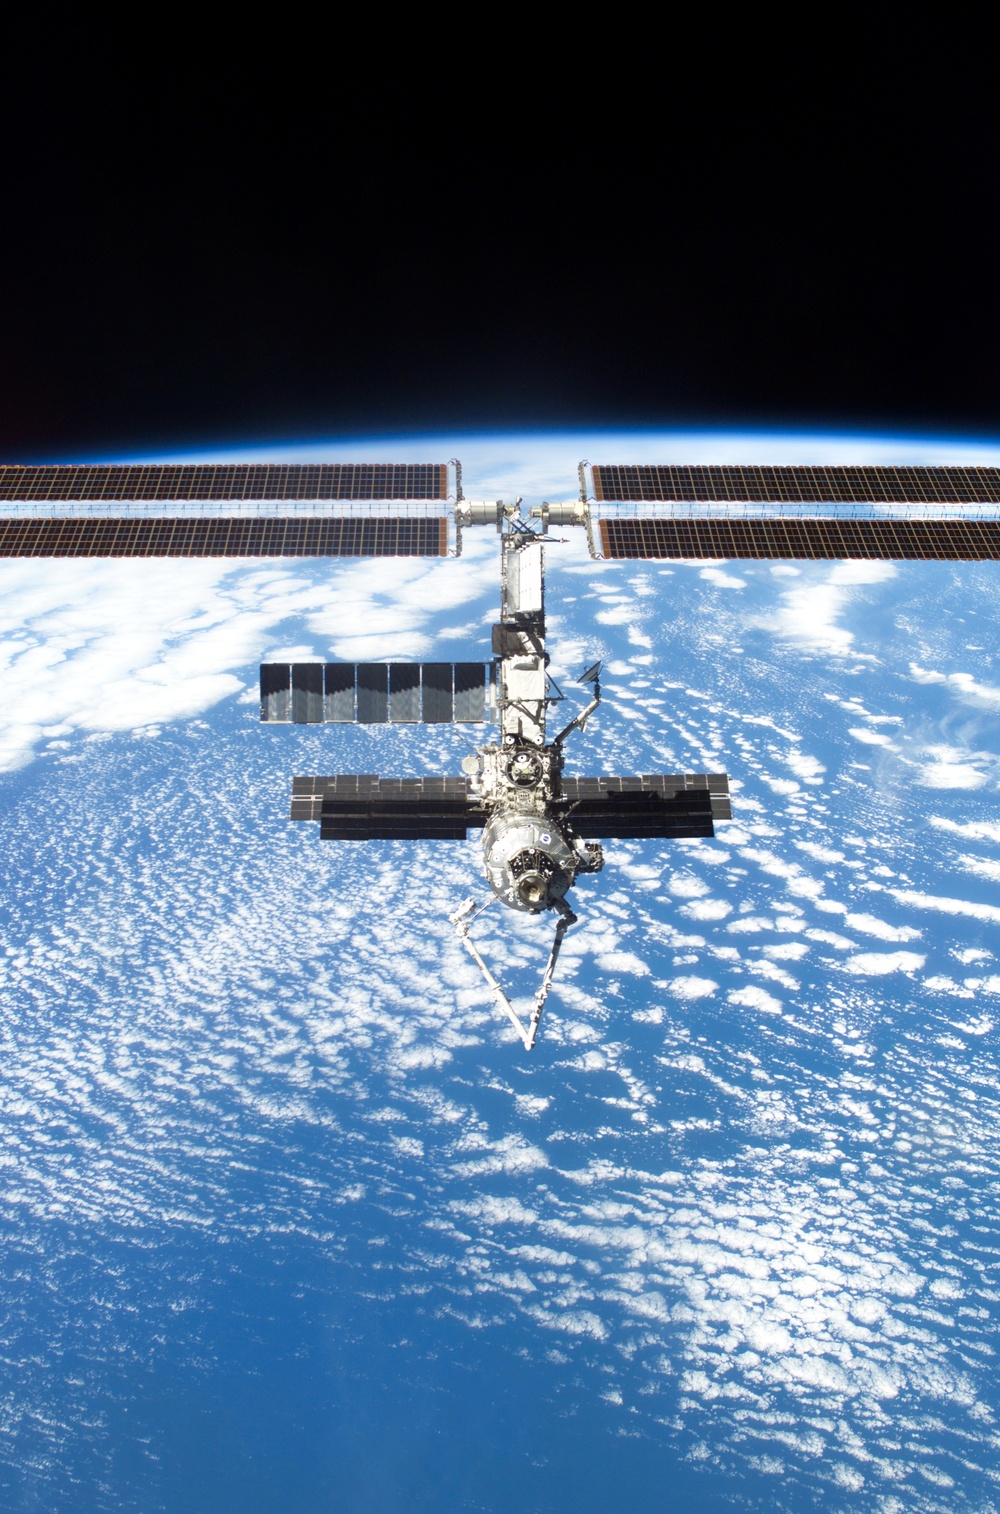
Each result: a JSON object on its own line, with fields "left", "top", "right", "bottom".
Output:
{"left": 3, "top": 457, "right": 1000, "bottom": 1047}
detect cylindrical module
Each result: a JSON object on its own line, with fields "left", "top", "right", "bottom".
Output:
{"left": 481, "top": 814, "right": 576, "bottom": 913}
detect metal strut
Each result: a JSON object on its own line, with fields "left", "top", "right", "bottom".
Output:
{"left": 450, "top": 896, "right": 578, "bottom": 1051}
{"left": 553, "top": 665, "right": 601, "bottom": 747}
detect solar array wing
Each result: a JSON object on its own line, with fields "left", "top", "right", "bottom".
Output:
{"left": 0, "top": 462, "right": 452, "bottom": 558}
{"left": 590, "top": 464, "right": 1000, "bottom": 506}
{"left": 561, "top": 774, "right": 730, "bottom": 839}
{"left": 290, "top": 775, "right": 486, "bottom": 840}
{"left": 0, "top": 463, "right": 449, "bottom": 502}
{"left": 260, "top": 663, "right": 489, "bottom": 724}
{"left": 0, "top": 517, "right": 449, "bottom": 558}
{"left": 598, "top": 516, "right": 1000, "bottom": 561}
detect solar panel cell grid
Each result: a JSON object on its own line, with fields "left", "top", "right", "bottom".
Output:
{"left": 260, "top": 664, "right": 291, "bottom": 723}
{"left": 453, "top": 664, "right": 487, "bottom": 723}
{"left": 389, "top": 664, "right": 421, "bottom": 723}
{"left": 0, "top": 517, "right": 448, "bottom": 558}
{"left": 356, "top": 665, "right": 389, "bottom": 724}
{"left": 313, "top": 772, "right": 479, "bottom": 841}
{"left": 421, "top": 664, "right": 453, "bottom": 723}
{"left": 291, "top": 664, "right": 324, "bottom": 724}
{"left": 599, "top": 517, "right": 1000, "bottom": 561}
{"left": 324, "top": 664, "right": 355, "bottom": 723}
{"left": 0, "top": 463, "right": 449, "bottom": 503}
{"left": 592, "top": 464, "right": 1000, "bottom": 506}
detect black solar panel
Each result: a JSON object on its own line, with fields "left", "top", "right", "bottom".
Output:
{"left": 0, "top": 462, "right": 449, "bottom": 503}
{"left": 421, "top": 664, "right": 453, "bottom": 723}
{"left": 260, "top": 663, "right": 291, "bottom": 722}
{"left": 0, "top": 517, "right": 448, "bottom": 557}
{"left": 291, "top": 663, "right": 324, "bottom": 724}
{"left": 454, "top": 663, "right": 488, "bottom": 723}
{"left": 560, "top": 773, "right": 730, "bottom": 838}
{"left": 599, "top": 517, "right": 1000, "bottom": 561}
{"left": 288, "top": 773, "right": 729, "bottom": 840}
{"left": 290, "top": 774, "right": 483, "bottom": 840}
{"left": 592, "top": 464, "right": 1000, "bottom": 506}
{"left": 356, "top": 664, "right": 389, "bottom": 724}
{"left": 291, "top": 774, "right": 379, "bottom": 823}
{"left": 389, "top": 664, "right": 421, "bottom": 723}
{"left": 260, "top": 662, "right": 487, "bottom": 722}
{"left": 324, "top": 664, "right": 355, "bottom": 722}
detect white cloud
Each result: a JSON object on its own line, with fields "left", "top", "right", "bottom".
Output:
{"left": 958, "top": 854, "right": 1000, "bottom": 882}
{"left": 889, "top": 889, "right": 1000, "bottom": 924}
{"left": 0, "top": 562, "right": 254, "bottom": 770}
{"left": 0, "top": 551, "right": 499, "bottom": 773}
{"left": 762, "top": 776, "right": 801, "bottom": 795}
{"left": 843, "top": 913, "right": 921, "bottom": 943}
{"left": 598, "top": 951, "right": 650, "bottom": 976}
{"left": 923, "top": 975, "right": 969, "bottom": 995}
{"left": 796, "top": 841, "right": 845, "bottom": 863}
{"left": 668, "top": 874, "right": 710, "bottom": 898}
{"left": 910, "top": 664, "right": 1000, "bottom": 710}
{"left": 728, "top": 986, "right": 782, "bottom": 1014}
{"left": 959, "top": 976, "right": 1000, "bottom": 995}
{"left": 749, "top": 960, "right": 798, "bottom": 990}
{"left": 914, "top": 745, "right": 992, "bottom": 790}
{"left": 917, "top": 762, "right": 988, "bottom": 790}
{"left": 845, "top": 951, "right": 926, "bottom": 976}
{"left": 805, "top": 928, "right": 857, "bottom": 950}
{"left": 930, "top": 815, "right": 1000, "bottom": 843}
{"left": 681, "top": 899, "right": 733, "bottom": 921}
{"left": 454, "top": 1135, "right": 548, "bottom": 1177}
{"left": 848, "top": 727, "right": 897, "bottom": 748}
{"left": 954, "top": 1014, "right": 995, "bottom": 1034}
{"left": 667, "top": 976, "right": 718, "bottom": 1000}
{"left": 699, "top": 567, "right": 746, "bottom": 589}
{"left": 595, "top": 604, "right": 638, "bottom": 625}
{"left": 726, "top": 916, "right": 774, "bottom": 934}
{"left": 264, "top": 643, "right": 321, "bottom": 661}
{"left": 754, "top": 560, "right": 895, "bottom": 658}
{"left": 786, "top": 751, "right": 825, "bottom": 783}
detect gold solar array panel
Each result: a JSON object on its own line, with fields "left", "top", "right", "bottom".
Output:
{"left": 0, "top": 462, "right": 450, "bottom": 503}
{"left": 0, "top": 516, "right": 449, "bottom": 558}
{"left": 599, "top": 516, "right": 1000, "bottom": 561}
{"left": 591, "top": 464, "right": 1000, "bottom": 506}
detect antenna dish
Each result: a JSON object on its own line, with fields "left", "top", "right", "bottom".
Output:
{"left": 578, "top": 661, "right": 602, "bottom": 685}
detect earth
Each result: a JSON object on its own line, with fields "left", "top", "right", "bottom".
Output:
{"left": 2, "top": 430, "right": 1000, "bottom": 1513}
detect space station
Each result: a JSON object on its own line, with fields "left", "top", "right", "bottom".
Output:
{"left": 3, "top": 458, "right": 1000, "bottom": 1047}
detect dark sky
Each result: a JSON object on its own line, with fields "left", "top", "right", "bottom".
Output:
{"left": 2, "top": 23, "right": 998, "bottom": 458}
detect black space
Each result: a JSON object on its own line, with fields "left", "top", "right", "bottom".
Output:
{"left": 2, "top": 21, "right": 999, "bottom": 458}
